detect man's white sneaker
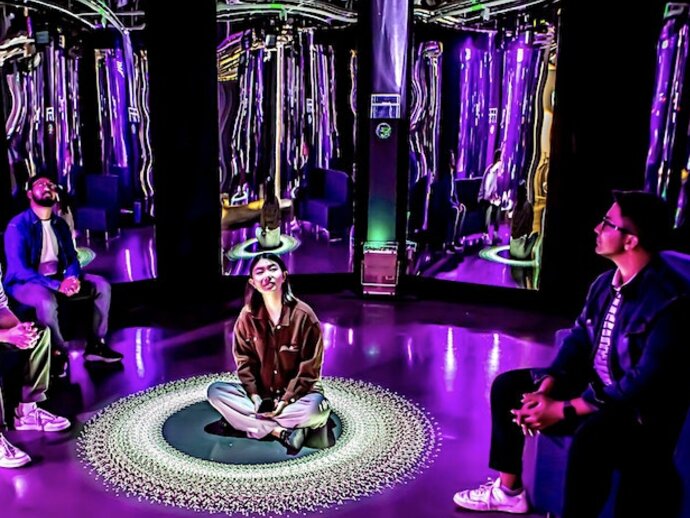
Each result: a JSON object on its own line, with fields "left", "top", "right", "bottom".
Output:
{"left": 14, "top": 407, "right": 71, "bottom": 432}
{"left": 0, "top": 434, "right": 31, "bottom": 468}
{"left": 453, "top": 478, "right": 529, "bottom": 514}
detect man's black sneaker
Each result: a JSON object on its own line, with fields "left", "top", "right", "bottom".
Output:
{"left": 84, "top": 339, "right": 123, "bottom": 363}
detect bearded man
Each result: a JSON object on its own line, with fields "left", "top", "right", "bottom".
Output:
{"left": 3, "top": 175, "right": 121, "bottom": 364}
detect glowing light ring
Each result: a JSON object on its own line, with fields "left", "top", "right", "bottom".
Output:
{"left": 226, "top": 235, "right": 301, "bottom": 260}
{"left": 478, "top": 244, "right": 536, "bottom": 267}
{"left": 76, "top": 246, "right": 96, "bottom": 268}
{"left": 78, "top": 374, "right": 440, "bottom": 516}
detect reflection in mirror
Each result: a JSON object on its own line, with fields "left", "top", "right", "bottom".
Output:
{"left": 646, "top": 3, "right": 690, "bottom": 249}
{"left": 407, "top": 1, "right": 559, "bottom": 290}
{"left": 217, "top": 1, "right": 357, "bottom": 276}
{"left": 0, "top": 3, "right": 155, "bottom": 283}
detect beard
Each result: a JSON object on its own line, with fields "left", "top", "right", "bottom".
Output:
{"left": 33, "top": 196, "right": 57, "bottom": 208}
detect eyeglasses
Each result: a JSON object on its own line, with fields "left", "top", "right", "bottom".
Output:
{"left": 32, "top": 181, "right": 57, "bottom": 191}
{"left": 600, "top": 217, "right": 634, "bottom": 235}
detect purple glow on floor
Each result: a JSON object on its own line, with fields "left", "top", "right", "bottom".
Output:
{"left": 0, "top": 293, "right": 565, "bottom": 517}
{"left": 79, "top": 226, "right": 157, "bottom": 283}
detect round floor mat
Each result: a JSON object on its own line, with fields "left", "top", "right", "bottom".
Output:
{"left": 226, "top": 235, "right": 301, "bottom": 260}
{"left": 162, "top": 401, "right": 342, "bottom": 464}
{"left": 78, "top": 374, "right": 440, "bottom": 516}
{"left": 478, "top": 244, "right": 536, "bottom": 267}
{"left": 76, "top": 246, "right": 96, "bottom": 267}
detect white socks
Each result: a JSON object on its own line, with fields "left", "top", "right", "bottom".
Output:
{"left": 16, "top": 402, "right": 37, "bottom": 417}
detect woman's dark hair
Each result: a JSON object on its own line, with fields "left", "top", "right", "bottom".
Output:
{"left": 244, "top": 253, "right": 296, "bottom": 313}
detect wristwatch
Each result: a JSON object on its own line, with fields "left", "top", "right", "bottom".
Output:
{"left": 562, "top": 400, "right": 577, "bottom": 421}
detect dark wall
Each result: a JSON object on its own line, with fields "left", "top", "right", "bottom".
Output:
{"left": 0, "top": 85, "right": 11, "bottom": 226}
{"left": 540, "top": 0, "right": 669, "bottom": 308}
{"left": 143, "top": 0, "right": 220, "bottom": 298}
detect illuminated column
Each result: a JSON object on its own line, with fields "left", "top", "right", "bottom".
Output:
{"left": 358, "top": 0, "right": 412, "bottom": 295}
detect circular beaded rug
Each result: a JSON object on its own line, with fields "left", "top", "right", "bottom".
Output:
{"left": 78, "top": 374, "right": 440, "bottom": 516}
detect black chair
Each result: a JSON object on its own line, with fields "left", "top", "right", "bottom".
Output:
{"left": 452, "top": 177, "right": 485, "bottom": 241}
{"left": 75, "top": 174, "right": 120, "bottom": 240}
{"left": 524, "top": 405, "right": 690, "bottom": 518}
{"left": 298, "top": 168, "right": 352, "bottom": 239}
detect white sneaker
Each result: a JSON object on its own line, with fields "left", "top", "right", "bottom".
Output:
{"left": 0, "top": 434, "right": 31, "bottom": 468}
{"left": 14, "top": 407, "right": 71, "bottom": 432}
{"left": 453, "top": 478, "right": 529, "bottom": 514}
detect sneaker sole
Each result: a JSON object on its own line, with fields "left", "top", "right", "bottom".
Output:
{"left": 0, "top": 455, "right": 31, "bottom": 468}
{"left": 14, "top": 422, "right": 71, "bottom": 432}
{"left": 84, "top": 354, "right": 122, "bottom": 363}
{"left": 453, "top": 495, "right": 529, "bottom": 514}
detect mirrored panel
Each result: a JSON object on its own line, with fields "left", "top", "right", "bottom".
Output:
{"left": 217, "top": 1, "right": 357, "bottom": 276}
{"left": 406, "top": 1, "right": 559, "bottom": 289}
{"left": 0, "top": 2, "right": 155, "bottom": 283}
{"left": 646, "top": 2, "right": 690, "bottom": 249}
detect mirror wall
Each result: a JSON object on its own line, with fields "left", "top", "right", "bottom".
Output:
{"left": 646, "top": 2, "right": 690, "bottom": 250}
{"left": 406, "top": 1, "right": 559, "bottom": 290}
{"left": 217, "top": 1, "right": 358, "bottom": 276}
{"left": 0, "top": 1, "right": 155, "bottom": 283}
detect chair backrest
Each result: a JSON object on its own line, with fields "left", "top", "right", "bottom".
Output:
{"left": 307, "top": 168, "right": 351, "bottom": 204}
{"left": 86, "top": 174, "right": 119, "bottom": 210}
{"left": 323, "top": 169, "right": 350, "bottom": 205}
{"left": 454, "top": 177, "right": 482, "bottom": 210}
{"left": 661, "top": 251, "right": 690, "bottom": 293}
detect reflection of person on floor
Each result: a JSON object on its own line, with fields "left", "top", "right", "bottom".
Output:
{"left": 207, "top": 253, "right": 331, "bottom": 451}
{"left": 256, "top": 177, "right": 281, "bottom": 250}
{"left": 3, "top": 175, "right": 122, "bottom": 366}
{"left": 453, "top": 191, "right": 690, "bottom": 517}
{"left": 0, "top": 263, "right": 71, "bottom": 469}
{"left": 478, "top": 149, "right": 503, "bottom": 245}
{"left": 509, "top": 181, "right": 536, "bottom": 260}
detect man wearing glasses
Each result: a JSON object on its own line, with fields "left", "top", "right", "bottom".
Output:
{"left": 3, "top": 175, "right": 122, "bottom": 367}
{"left": 453, "top": 191, "right": 690, "bottom": 517}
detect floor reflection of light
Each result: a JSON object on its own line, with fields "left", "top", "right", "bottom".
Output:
{"left": 486, "top": 332, "right": 501, "bottom": 381}
{"left": 444, "top": 327, "right": 456, "bottom": 391}
{"left": 148, "top": 237, "right": 157, "bottom": 278}
{"left": 323, "top": 322, "right": 334, "bottom": 350}
{"left": 347, "top": 328, "right": 353, "bottom": 346}
{"left": 406, "top": 337, "right": 414, "bottom": 366}
{"left": 135, "top": 328, "right": 145, "bottom": 378}
{"left": 124, "top": 248, "right": 133, "bottom": 282}
{"left": 366, "top": 343, "right": 380, "bottom": 357}
{"left": 11, "top": 474, "right": 28, "bottom": 499}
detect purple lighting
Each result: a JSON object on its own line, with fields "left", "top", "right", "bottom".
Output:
{"left": 453, "top": 31, "right": 498, "bottom": 180}
{"left": 499, "top": 33, "right": 543, "bottom": 198}
{"left": 105, "top": 48, "right": 129, "bottom": 168}
{"left": 645, "top": 13, "right": 690, "bottom": 228}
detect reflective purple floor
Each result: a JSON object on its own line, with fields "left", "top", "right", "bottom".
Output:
{"left": 0, "top": 293, "right": 570, "bottom": 517}
{"left": 78, "top": 226, "right": 157, "bottom": 283}
{"left": 413, "top": 223, "right": 536, "bottom": 290}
